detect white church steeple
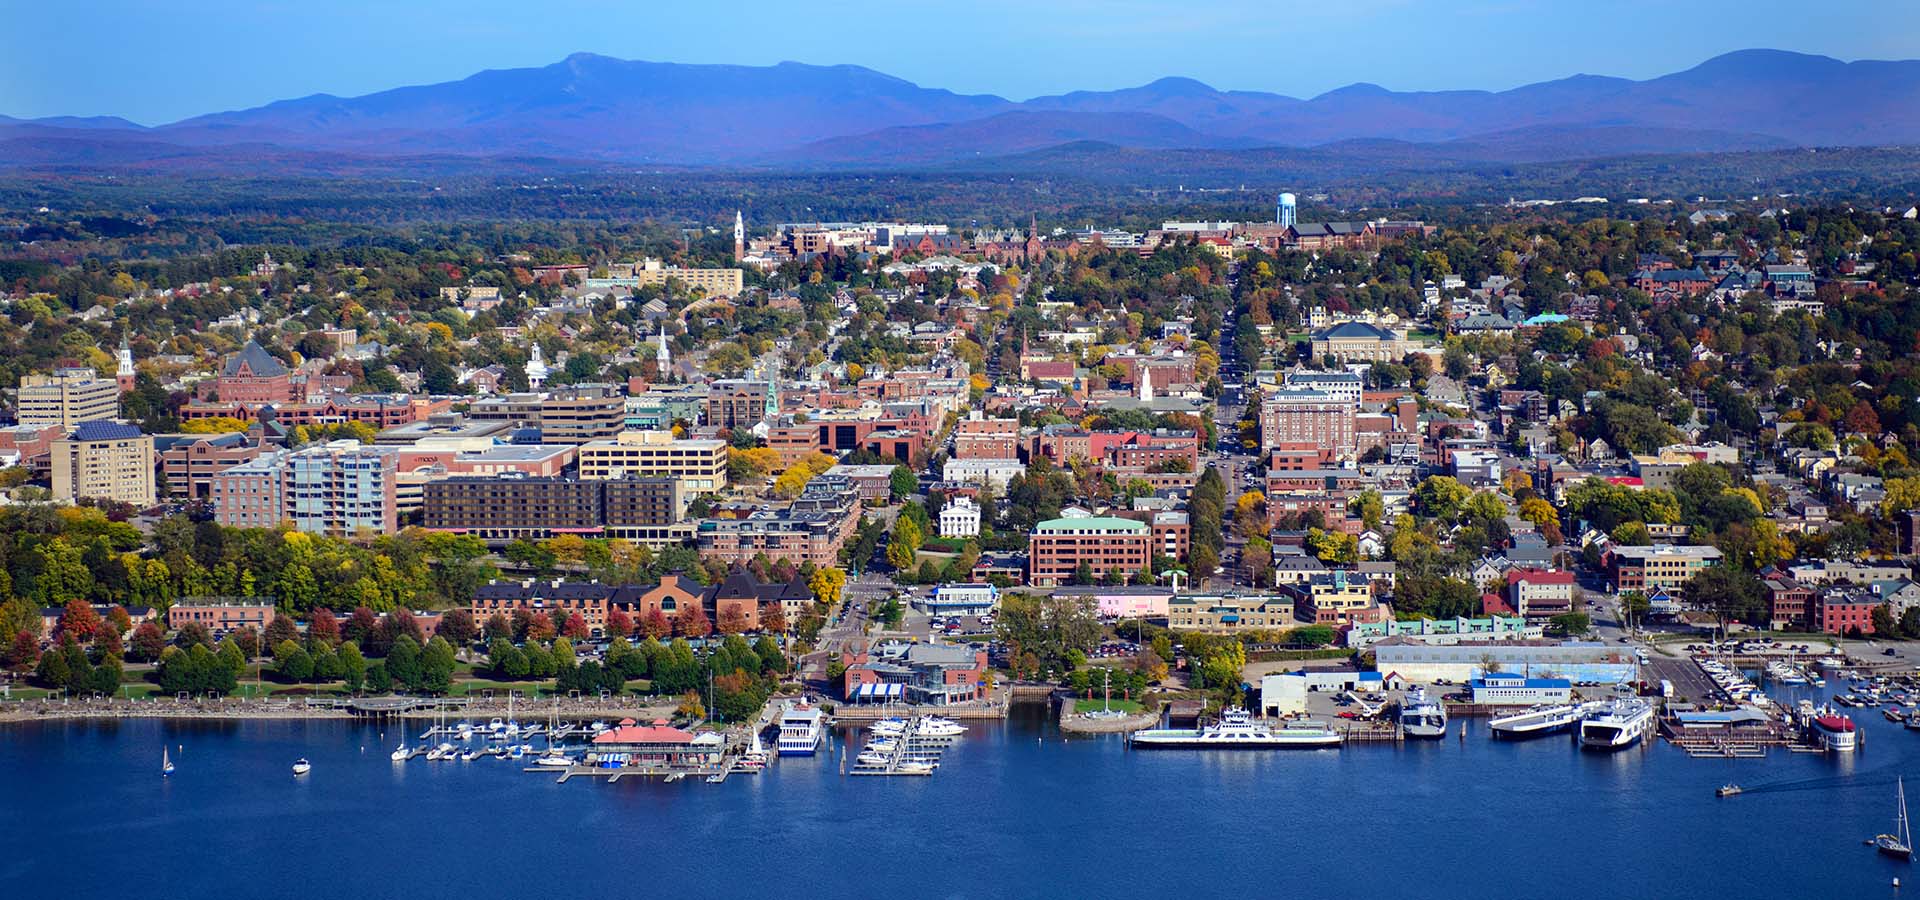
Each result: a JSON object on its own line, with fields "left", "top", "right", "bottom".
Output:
{"left": 525, "top": 343, "right": 549, "bottom": 390}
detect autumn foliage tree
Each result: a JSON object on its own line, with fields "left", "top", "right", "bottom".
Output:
{"left": 759, "top": 601, "right": 788, "bottom": 634}
{"left": 607, "top": 608, "right": 634, "bottom": 638}
{"left": 58, "top": 599, "right": 103, "bottom": 643}
{"left": 641, "top": 609, "right": 673, "bottom": 640}
{"left": 675, "top": 604, "right": 712, "bottom": 638}
{"left": 563, "top": 612, "right": 590, "bottom": 639}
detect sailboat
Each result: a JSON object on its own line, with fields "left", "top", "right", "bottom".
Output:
{"left": 1878, "top": 778, "right": 1914, "bottom": 860}
{"left": 161, "top": 747, "right": 175, "bottom": 776}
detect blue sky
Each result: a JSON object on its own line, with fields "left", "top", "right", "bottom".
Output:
{"left": 6, "top": 0, "right": 1917, "bottom": 124}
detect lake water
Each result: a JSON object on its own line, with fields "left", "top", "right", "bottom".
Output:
{"left": 2, "top": 689, "right": 1915, "bottom": 899}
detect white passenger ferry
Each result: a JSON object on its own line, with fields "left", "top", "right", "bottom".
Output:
{"left": 777, "top": 702, "right": 826, "bottom": 756}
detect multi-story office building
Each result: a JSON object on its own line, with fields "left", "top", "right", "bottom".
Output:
{"left": 17, "top": 367, "right": 121, "bottom": 427}
{"left": 953, "top": 414, "right": 1021, "bottom": 460}
{"left": 705, "top": 380, "right": 778, "bottom": 430}
{"left": 534, "top": 386, "right": 627, "bottom": 444}
{"left": 50, "top": 420, "right": 155, "bottom": 507}
{"left": 1604, "top": 544, "right": 1723, "bottom": 593}
{"left": 155, "top": 432, "right": 269, "bottom": 500}
{"left": 577, "top": 429, "right": 728, "bottom": 494}
{"left": 1026, "top": 514, "right": 1151, "bottom": 587}
{"left": 1167, "top": 594, "right": 1297, "bottom": 631}
{"left": 211, "top": 441, "right": 396, "bottom": 536}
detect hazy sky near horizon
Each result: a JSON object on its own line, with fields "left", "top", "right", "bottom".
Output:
{"left": 7, "top": 0, "right": 1918, "bottom": 123}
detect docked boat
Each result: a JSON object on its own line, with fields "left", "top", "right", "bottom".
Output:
{"left": 1877, "top": 778, "right": 1913, "bottom": 860}
{"left": 291, "top": 758, "right": 312, "bottom": 776}
{"left": 1131, "top": 708, "right": 1342, "bottom": 749}
{"left": 1579, "top": 699, "right": 1654, "bottom": 750}
{"left": 389, "top": 742, "right": 410, "bottom": 762}
{"left": 1397, "top": 687, "right": 1449, "bottom": 739}
{"left": 1488, "top": 703, "right": 1584, "bottom": 739}
{"left": 916, "top": 716, "right": 967, "bottom": 738}
{"left": 777, "top": 702, "right": 827, "bottom": 756}
{"left": 1906, "top": 714, "right": 1920, "bottom": 732}
{"left": 534, "top": 750, "right": 575, "bottom": 768}
{"left": 1812, "top": 709, "right": 1858, "bottom": 753}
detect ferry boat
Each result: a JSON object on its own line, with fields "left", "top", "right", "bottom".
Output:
{"left": 1812, "top": 710, "right": 1858, "bottom": 753}
{"left": 1488, "top": 703, "right": 1585, "bottom": 739}
{"left": 1397, "top": 687, "right": 1449, "bottom": 739}
{"left": 1579, "top": 699, "right": 1654, "bottom": 750}
{"left": 1130, "top": 708, "right": 1342, "bottom": 749}
{"left": 777, "top": 702, "right": 826, "bottom": 756}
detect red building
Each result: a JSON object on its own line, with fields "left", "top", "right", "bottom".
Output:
{"left": 206, "top": 342, "right": 297, "bottom": 403}
{"left": 953, "top": 414, "right": 1021, "bottom": 460}
{"left": 1812, "top": 591, "right": 1880, "bottom": 636}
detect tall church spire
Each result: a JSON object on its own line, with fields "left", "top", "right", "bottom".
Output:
{"left": 115, "top": 334, "right": 136, "bottom": 394}
{"left": 733, "top": 210, "right": 745, "bottom": 261}
{"left": 1138, "top": 366, "right": 1153, "bottom": 403}
{"left": 656, "top": 320, "right": 671, "bottom": 376}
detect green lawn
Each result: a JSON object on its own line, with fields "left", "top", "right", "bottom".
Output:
{"left": 1074, "top": 698, "right": 1144, "bottom": 714}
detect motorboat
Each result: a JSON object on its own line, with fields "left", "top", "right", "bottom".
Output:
{"left": 1131, "top": 708, "right": 1342, "bottom": 749}
{"left": 488, "top": 718, "right": 506, "bottom": 732}
{"left": 459, "top": 748, "right": 482, "bottom": 761}
{"left": 291, "top": 758, "right": 312, "bottom": 776}
{"left": 916, "top": 716, "right": 966, "bottom": 738}
{"left": 1716, "top": 784, "right": 1743, "bottom": 798}
{"left": 534, "top": 750, "right": 575, "bottom": 768}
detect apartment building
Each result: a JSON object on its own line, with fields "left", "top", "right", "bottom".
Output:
{"left": 168, "top": 602, "right": 276, "bottom": 636}
{"left": 1026, "top": 515, "right": 1151, "bottom": 587}
{"left": 1506, "top": 568, "right": 1576, "bottom": 620}
{"left": 50, "top": 421, "right": 155, "bottom": 507}
{"left": 17, "top": 367, "right": 120, "bottom": 427}
{"left": 1286, "top": 571, "right": 1381, "bottom": 626}
{"left": 211, "top": 441, "right": 397, "bottom": 536}
{"left": 422, "top": 475, "right": 689, "bottom": 545}
{"left": 1259, "top": 389, "right": 1356, "bottom": 456}
{"left": 576, "top": 429, "right": 728, "bottom": 494}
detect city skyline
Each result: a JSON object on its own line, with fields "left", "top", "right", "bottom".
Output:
{"left": 5, "top": 0, "right": 1917, "bottom": 123}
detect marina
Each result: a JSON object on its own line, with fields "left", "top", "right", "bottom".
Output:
{"left": 12, "top": 691, "right": 1920, "bottom": 900}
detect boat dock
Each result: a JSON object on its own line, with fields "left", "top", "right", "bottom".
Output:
{"left": 846, "top": 716, "right": 961, "bottom": 776}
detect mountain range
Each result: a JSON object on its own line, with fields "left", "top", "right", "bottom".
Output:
{"left": 3, "top": 49, "right": 1917, "bottom": 173}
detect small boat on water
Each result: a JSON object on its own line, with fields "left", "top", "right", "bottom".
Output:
{"left": 389, "top": 742, "right": 410, "bottom": 762}
{"left": 534, "top": 750, "right": 575, "bottom": 768}
{"left": 1877, "top": 778, "right": 1913, "bottom": 860}
{"left": 1131, "top": 708, "right": 1342, "bottom": 749}
{"left": 291, "top": 758, "right": 312, "bottom": 776}
{"left": 1716, "top": 784, "right": 1743, "bottom": 798}
{"left": 459, "top": 748, "right": 482, "bottom": 761}
{"left": 162, "top": 747, "right": 175, "bottom": 776}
